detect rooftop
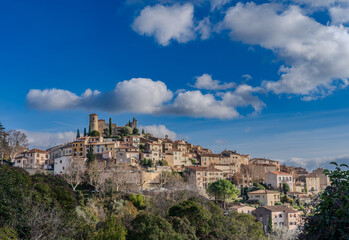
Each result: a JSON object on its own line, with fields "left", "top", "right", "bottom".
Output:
{"left": 260, "top": 206, "right": 299, "bottom": 213}
{"left": 248, "top": 189, "right": 280, "bottom": 194}
{"left": 269, "top": 171, "right": 291, "bottom": 175}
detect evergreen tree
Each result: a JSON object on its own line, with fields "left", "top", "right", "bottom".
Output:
{"left": 132, "top": 128, "right": 139, "bottom": 135}
{"left": 109, "top": 118, "right": 112, "bottom": 136}
{"left": 142, "top": 129, "right": 145, "bottom": 135}
{"left": 88, "top": 126, "right": 91, "bottom": 136}
{"left": 86, "top": 145, "right": 96, "bottom": 164}
{"left": 83, "top": 128, "right": 87, "bottom": 137}
{"left": 76, "top": 129, "right": 80, "bottom": 138}
{"left": 267, "top": 216, "right": 273, "bottom": 233}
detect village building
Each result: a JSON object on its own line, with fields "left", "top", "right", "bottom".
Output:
{"left": 252, "top": 206, "right": 302, "bottom": 231}
{"left": 247, "top": 189, "right": 281, "bottom": 206}
{"left": 266, "top": 171, "right": 294, "bottom": 191}
{"left": 229, "top": 204, "right": 256, "bottom": 215}
{"left": 14, "top": 148, "right": 50, "bottom": 169}
{"left": 185, "top": 166, "right": 224, "bottom": 189}
{"left": 114, "top": 144, "right": 139, "bottom": 166}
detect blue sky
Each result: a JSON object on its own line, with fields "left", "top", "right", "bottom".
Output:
{"left": 1, "top": 0, "right": 349, "bottom": 170}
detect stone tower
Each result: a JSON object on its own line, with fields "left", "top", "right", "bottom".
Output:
{"left": 89, "top": 113, "right": 99, "bottom": 132}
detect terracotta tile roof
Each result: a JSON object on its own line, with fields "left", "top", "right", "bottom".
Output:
{"left": 24, "top": 148, "right": 48, "bottom": 154}
{"left": 248, "top": 189, "right": 280, "bottom": 194}
{"left": 261, "top": 206, "right": 300, "bottom": 213}
{"left": 269, "top": 171, "right": 291, "bottom": 175}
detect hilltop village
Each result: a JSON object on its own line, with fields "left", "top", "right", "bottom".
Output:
{"left": 12, "top": 113, "right": 331, "bottom": 232}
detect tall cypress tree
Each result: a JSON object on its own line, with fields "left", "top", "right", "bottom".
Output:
{"left": 76, "top": 129, "right": 80, "bottom": 138}
{"left": 109, "top": 118, "right": 112, "bottom": 136}
{"left": 83, "top": 128, "right": 87, "bottom": 137}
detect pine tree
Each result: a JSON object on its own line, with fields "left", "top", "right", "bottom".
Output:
{"left": 109, "top": 118, "right": 112, "bottom": 136}
{"left": 83, "top": 128, "right": 87, "bottom": 137}
{"left": 76, "top": 129, "right": 80, "bottom": 138}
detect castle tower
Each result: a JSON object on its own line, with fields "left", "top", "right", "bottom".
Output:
{"left": 89, "top": 113, "right": 99, "bottom": 133}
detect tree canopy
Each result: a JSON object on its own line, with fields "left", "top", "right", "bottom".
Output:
{"left": 301, "top": 163, "right": 349, "bottom": 240}
{"left": 207, "top": 179, "right": 240, "bottom": 206}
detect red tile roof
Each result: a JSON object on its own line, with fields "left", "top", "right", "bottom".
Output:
{"left": 269, "top": 171, "right": 291, "bottom": 175}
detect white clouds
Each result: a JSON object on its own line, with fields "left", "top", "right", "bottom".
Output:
{"left": 132, "top": 4, "right": 196, "bottom": 46}
{"left": 140, "top": 124, "right": 177, "bottom": 139}
{"left": 27, "top": 78, "right": 173, "bottom": 114}
{"left": 210, "top": 0, "right": 231, "bottom": 10}
{"left": 193, "top": 73, "right": 235, "bottom": 90}
{"left": 288, "top": 154, "right": 349, "bottom": 170}
{"left": 113, "top": 78, "right": 173, "bottom": 113}
{"left": 163, "top": 84, "right": 264, "bottom": 119}
{"left": 27, "top": 89, "right": 79, "bottom": 110}
{"left": 195, "top": 17, "right": 212, "bottom": 40}
{"left": 221, "top": 2, "right": 349, "bottom": 99}
{"left": 27, "top": 76, "right": 264, "bottom": 119}
{"left": 166, "top": 90, "right": 240, "bottom": 119}
{"left": 329, "top": 6, "right": 349, "bottom": 24}
{"left": 20, "top": 129, "right": 75, "bottom": 149}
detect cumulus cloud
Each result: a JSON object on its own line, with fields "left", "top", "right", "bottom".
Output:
{"left": 20, "top": 129, "right": 75, "bottom": 149}
{"left": 162, "top": 84, "right": 264, "bottom": 119}
{"left": 221, "top": 2, "right": 349, "bottom": 99}
{"left": 140, "top": 124, "right": 177, "bottom": 139}
{"left": 27, "top": 77, "right": 264, "bottom": 119}
{"left": 193, "top": 73, "right": 235, "bottom": 90}
{"left": 132, "top": 4, "right": 196, "bottom": 46}
{"left": 287, "top": 154, "right": 349, "bottom": 171}
{"left": 329, "top": 6, "right": 349, "bottom": 24}
{"left": 27, "top": 78, "right": 173, "bottom": 114}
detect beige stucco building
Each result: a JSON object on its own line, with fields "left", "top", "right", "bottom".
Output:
{"left": 252, "top": 206, "right": 302, "bottom": 231}
{"left": 14, "top": 149, "right": 50, "bottom": 169}
{"left": 266, "top": 171, "right": 294, "bottom": 191}
{"left": 248, "top": 189, "right": 281, "bottom": 206}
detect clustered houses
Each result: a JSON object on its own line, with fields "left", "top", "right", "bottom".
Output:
{"left": 11, "top": 113, "right": 332, "bottom": 231}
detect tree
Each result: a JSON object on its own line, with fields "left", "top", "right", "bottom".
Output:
{"left": 128, "top": 212, "right": 180, "bottom": 240}
{"left": 283, "top": 183, "right": 290, "bottom": 194}
{"left": 63, "top": 160, "right": 85, "bottom": 191}
{"left": 268, "top": 225, "right": 300, "bottom": 240}
{"left": 90, "top": 130, "right": 100, "bottom": 137}
{"left": 109, "top": 118, "right": 112, "bottom": 136}
{"left": 132, "top": 128, "right": 139, "bottom": 135}
{"left": 142, "top": 129, "right": 145, "bottom": 135}
{"left": 83, "top": 128, "right": 87, "bottom": 137}
{"left": 267, "top": 215, "right": 273, "bottom": 233}
{"left": 76, "top": 129, "right": 80, "bottom": 138}
{"left": 301, "top": 163, "right": 349, "bottom": 240}
{"left": 120, "top": 127, "right": 132, "bottom": 136}
{"left": 95, "top": 215, "right": 127, "bottom": 240}
{"left": 5, "top": 130, "right": 28, "bottom": 160}
{"left": 207, "top": 179, "right": 240, "bottom": 208}
{"left": 0, "top": 122, "right": 7, "bottom": 160}
{"left": 86, "top": 146, "right": 99, "bottom": 190}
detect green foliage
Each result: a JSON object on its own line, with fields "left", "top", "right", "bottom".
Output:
{"left": 90, "top": 130, "right": 100, "bottom": 137}
{"left": 207, "top": 179, "right": 240, "bottom": 204}
{"left": 142, "top": 129, "right": 145, "bottom": 135}
{"left": 167, "top": 217, "right": 198, "bottom": 240}
{"left": 77, "top": 129, "right": 80, "bottom": 138}
{"left": 109, "top": 118, "right": 112, "bottom": 136}
{"left": 282, "top": 183, "right": 290, "bottom": 194}
{"left": 169, "top": 200, "right": 211, "bottom": 238}
{"left": 301, "top": 163, "right": 349, "bottom": 240}
{"left": 95, "top": 215, "right": 127, "bottom": 240}
{"left": 141, "top": 158, "right": 154, "bottom": 167}
{"left": 86, "top": 145, "right": 96, "bottom": 164}
{"left": 157, "top": 160, "right": 168, "bottom": 166}
{"left": 0, "top": 165, "right": 79, "bottom": 239}
{"left": 128, "top": 194, "right": 145, "bottom": 209}
{"left": 281, "top": 195, "right": 294, "bottom": 204}
{"left": 267, "top": 215, "right": 273, "bottom": 233}
{"left": 132, "top": 128, "right": 139, "bottom": 135}
{"left": 84, "top": 128, "right": 87, "bottom": 137}
{"left": 128, "top": 212, "right": 180, "bottom": 240}
{"left": 121, "top": 127, "right": 132, "bottom": 136}
{"left": 0, "top": 226, "right": 18, "bottom": 240}
{"left": 253, "top": 182, "right": 266, "bottom": 190}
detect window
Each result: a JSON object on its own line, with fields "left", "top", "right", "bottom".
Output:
{"left": 63, "top": 167, "right": 65, "bottom": 170}
{"left": 60, "top": 160, "right": 62, "bottom": 163}
{"left": 279, "top": 214, "right": 282, "bottom": 218}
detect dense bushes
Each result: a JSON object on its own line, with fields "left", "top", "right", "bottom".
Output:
{"left": 0, "top": 165, "right": 266, "bottom": 239}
